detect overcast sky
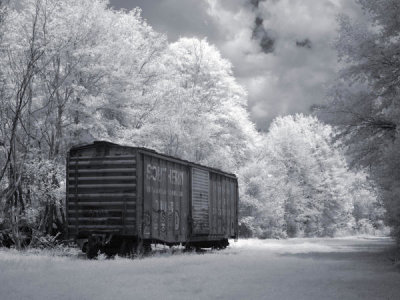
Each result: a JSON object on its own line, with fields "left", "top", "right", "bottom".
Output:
{"left": 110, "top": 0, "right": 363, "bottom": 130}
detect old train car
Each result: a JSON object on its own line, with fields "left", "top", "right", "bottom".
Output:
{"left": 66, "top": 141, "right": 238, "bottom": 258}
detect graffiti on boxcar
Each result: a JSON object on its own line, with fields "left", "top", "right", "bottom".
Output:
{"left": 148, "top": 208, "right": 180, "bottom": 233}
{"left": 160, "top": 211, "right": 166, "bottom": 232}
{"left": 174, "top": 211, "right": 180, "bottom": 231}
{"left": 144, "top": 212, "right": 151, "bottom": 225}
{"left": 153, "top": 212, "right": 158, "bottom": 232}
{"left": 146, "top": 163, "right": 184, "bottom": 185}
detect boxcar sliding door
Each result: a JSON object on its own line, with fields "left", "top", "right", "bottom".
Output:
{"left": 191, "top": 168, "right": 210, "bottom": 235}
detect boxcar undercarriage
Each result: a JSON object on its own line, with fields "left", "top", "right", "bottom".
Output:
{"left": 77, "top": 234, "right": 230, "bottom": 259}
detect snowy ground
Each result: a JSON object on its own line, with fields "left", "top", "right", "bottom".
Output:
{"left": 0, "top": 237, "right": 399, "bottom": 300}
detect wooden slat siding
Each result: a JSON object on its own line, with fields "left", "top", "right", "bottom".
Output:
{"left": 68, "top": 201, "right": 135, "bottom": 205}
{"left": 68, "top": 209, "right": 135, "bottom": 213}
{"left": 68, "top": 202, "right": 135, "bottom": 206}
{"left": 182, "top": 164, "right": 188, "bottom": 239}
{"left": 235, "top": 180, "right": 239, "bottom": 238}
{"left": 74, "top": 157, "right": 79, "bottom": 233}
{"left": 68, "top": 176, "right": 136, "bottom": 181}
{"left": 136, "top": 151, "right": 143, "bottom": 239}
{"left": 68, "top": 193, "right": 135, "bottom": 198}
{"left": 66, "top": 153, "right": 70, "bottom": 239}
{"left": 219, "top": 176, "right": 223, "bottom": 235}
{"left": 178, "top": 162, "right": 184, "bottom": 238}
{"left": 214, "top": 174, "right": 218, "bottom": 234}
{"left": 227, "top": 179, "right": 231, "bottom": 235}
{"left": 224, "top": 178, "right": 227, "bottom": 235}
{"left": 217, "top": 175, "right": 222, "bottom": 234}
{"left": 215, "top": 174, "right": 218, "bottom": 234}
{"left": 71, "top": 217, "right": 136, "bottom": 221}
{"left": 68, "top": 229, "right": 122, "bottom": 234}
{"left": 233, "top": 179, "right": 237, "bottom": 236}
{"left": 219, "top": 174, "right": 223, "bottom": 234}
{"left": 157, "top": 157, "right": 162, "bottom": 238}
{"left": 166, "top": 160, "right": 171, "bottom": 238}
{"left": 231, "top": 178, "right": 234, "bottom": 235}
{"left": 209, "top": 173, "right": 213, "bottom": 235}
{"left": 67, "top": 187, "right": 136, "bottom": 195}
{"left": 69, "top": 155, "right": 136, "bottom": 160}
{"left": 211, "top": 173, "right": 215, "bottom": 235}
{"left": 68, "top": 203, "right": 135, "bottom": 208}
{"left": 215, "top": 174, "right": 219, "bottom": 234}
{"left": 161, "top": 159, "right": 167, "bottom": 239}
{"left": 67, "top": 166, "right": 136, "bottom": 171}
{"left": 212, "top": 173, "right": 216, "bottom": 235}
{"left": 68, "top": 183, "right": 136, "bottom": 189}
{"left": 67, "top": 225, "right": 135, "bottom": 229}
{"left": 68, "top": 211, "right": 133, "bottom": 218}
{"left": 173, "top": 162, "right": 178, "bottom": 237}
{"left": 188, "top": 163, "right": 192, "bottom": 238}
{"left": 191, "top": 168, "right": 210, "bottom": 235}
{"left": 227, "top": 179, "right": 231, "bottom": 236}
{"left": 222, "top": 178, "right": 225, "bottom": 234}
{"left": 68, "top": 168, "right": 135, "bottom": 174}
{"left": 66, "top": 150, "right": 137, "bottom": 235}
{"left": 68, "top": 160, "right": 136, "bottom": 166}
{"left": 69, "top": 218, "right": 136, "bottom": 226}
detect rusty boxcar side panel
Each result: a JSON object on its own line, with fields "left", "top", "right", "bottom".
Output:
{"left": 67, "top": 142, "right": 137, "bottom": 237}
{"left": 140, "top": 152, "right": 190, "bottom": 243}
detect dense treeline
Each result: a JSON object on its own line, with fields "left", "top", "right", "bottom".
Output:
{"left": 319, "top": 0, "right": 400, "bottom": 243}
{"left": 0, "top": 0, "right": 388, "bottom": 248}
{"left": 239, "top": 114, "right": 384, "bottom": 238}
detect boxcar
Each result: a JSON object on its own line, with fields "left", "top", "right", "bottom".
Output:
{"left": 66, "top": 141, "right": 238, "bottom": 258}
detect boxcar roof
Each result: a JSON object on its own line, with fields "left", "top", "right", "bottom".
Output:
{"left": 69, "top": 141, "right": 237, "bottom": 179}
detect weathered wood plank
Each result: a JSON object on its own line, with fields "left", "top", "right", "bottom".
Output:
{"left": 67, "top": 225, "right": 135, "bottom": 229}
{"left": 68, "top": 183, "right": 136, "bottom": 189}
{"left": 69, "top": 155, "right": 136, "bottom": 160}
{"left": 67, "top": 193, "right": 136, "bottom": 198}
{"left": 68, "top": 176, "right": 136, "bottom": 181}
{"left": 68, "top": 201, "right": 135, "bottom": 206}
{"left": 68, "top": 168, "right": 135, "bottom": 174}
{"left": 69, "top": 160, "right": 136, "bottom": 165}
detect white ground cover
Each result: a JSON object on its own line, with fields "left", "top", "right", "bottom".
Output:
{"left": 0, "top": 237, "right": 399, "bottom": 300}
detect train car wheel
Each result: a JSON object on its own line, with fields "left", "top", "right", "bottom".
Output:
{"left": 136, "top": 239, "right": 151, "bottom": 256}
{"left": 87, "top": 237, "right": 99, "bottom": 259}
{"left": 117, "top": 238, "right": 136, "bottom": 257}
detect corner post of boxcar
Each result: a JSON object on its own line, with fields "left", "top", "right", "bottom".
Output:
{"left": 235, "top": 178, "right": 239, "bottom": 241}
{"left": 74, "top": 151, "right": 79, "bottom": 235}
{"left": 65, "top": 151, "right": 70, "bottom": 239}
{"left": 136, "top": 150, "right": 143, "bottom": 241}
{"left": 187, "top": 166, "right": 193, "bottom": 243}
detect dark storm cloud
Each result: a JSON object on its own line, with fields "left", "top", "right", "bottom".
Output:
{"left": 249, "top": 0, "right": 267, "bottom": 9}
{"left": 252, "top": 16, "right": 275, "bottom": 53}
{"left": 296, "top": 39, "right": 312, "bottom": 49}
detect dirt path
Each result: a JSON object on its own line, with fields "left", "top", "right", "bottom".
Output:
{"left": 0, "top": 237, "right": 399, "bottom": 300}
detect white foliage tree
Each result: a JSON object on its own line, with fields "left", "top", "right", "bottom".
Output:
{"left": 135, "top": 37, "right": 258, "bottom": 172}
{"left": 240, "top": 114, "right": 381, "bottom": 238}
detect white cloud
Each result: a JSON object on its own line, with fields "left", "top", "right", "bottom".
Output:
{"left": 205, "top": 0, "right": 363, "bottom": 129}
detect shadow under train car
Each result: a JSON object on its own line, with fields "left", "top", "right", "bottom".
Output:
{"left": 66, "top": 141, "right": 239, "bottom": 258}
